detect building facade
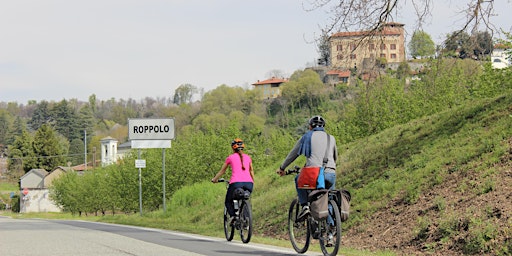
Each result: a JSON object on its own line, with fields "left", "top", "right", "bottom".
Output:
{"left": 329, "top": 23, "right": 406, "bottom": 70}
{"left": 252, "top": 77, "right": 288, "bottom": 99}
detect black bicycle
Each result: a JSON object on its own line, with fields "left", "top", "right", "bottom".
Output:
{"left": 217, "top": 178, "right": 253, "bottom": 243}
{"left": 285, "top": 166, "right": 342, "bottom": 256}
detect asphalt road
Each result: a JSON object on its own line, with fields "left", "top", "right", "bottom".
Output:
{"left": 0, "top": 216, "right": 317, "bottom": 256}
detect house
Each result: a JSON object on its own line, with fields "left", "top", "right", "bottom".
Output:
{"left": 329, "top": 23, "right": 406, "bottom": 71}
{"left": 117, "top": 141, "right": 132, "bottom": 160}
{"left": 44, "top": 166, "right": 73, "bottom": 187}
{"left": 491, "top": 44, "right": 511, "bottom": 69}
{"left": 325, "top": 69, "right": 351, "bottom": 85}
{"left": 19, "top": 168, "right": 61, "bottom": 213}
{"left": 19, "top": 169, "right": 48, "bottom": 189}
{"left": 252, "top": 77, "right": 288, "bottom": 99}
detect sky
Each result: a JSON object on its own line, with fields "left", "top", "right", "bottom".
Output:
{"left": 1, "top": 0, "right": 511, "bottom": 104}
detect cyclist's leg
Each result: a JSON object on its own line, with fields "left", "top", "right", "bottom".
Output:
{"left": 225, "top": 183, "right": 238, "bottom": 217}
{"left": 324, "top": 171, "right": 336, "bottom": 226}
{"left": 294, "top": 175, "right": 308, "bottom": 205}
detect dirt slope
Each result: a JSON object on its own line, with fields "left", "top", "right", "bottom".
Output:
{"left": 343, "top": 139, "right": 512, "bottom": 255}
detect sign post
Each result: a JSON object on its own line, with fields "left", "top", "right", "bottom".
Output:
{"left": 128, "top": 118, "right": 174, "bottom": 215}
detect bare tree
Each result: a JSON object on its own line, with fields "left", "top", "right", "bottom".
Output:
{"left": 305, "top": 0, "right": 501, "bottom": 42}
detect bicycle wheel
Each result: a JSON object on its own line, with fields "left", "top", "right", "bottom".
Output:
{"left": 319, "top": 199, "right": 342, "bottom": 256}
{"left": 288, "top": 198, "right": 310, "bottom": 253}
{"left": 239, "top": 200, "right": 252, "bottom": 243}
{"left": 223, "top": 207, "right": 234, "bottom": 241}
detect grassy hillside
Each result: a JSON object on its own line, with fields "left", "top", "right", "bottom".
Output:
{"left": 6, "top": 91, "right": 511, "bottom": 255}
{"left": 93, "top": 91, "right": 512, "bottom": 255}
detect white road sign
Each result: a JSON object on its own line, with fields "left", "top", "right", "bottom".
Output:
{"left": 128, "top": 118, "right": 175, "bottom": 140}
{"left": 135, "top": 159, "right": 146, "bottom": 168}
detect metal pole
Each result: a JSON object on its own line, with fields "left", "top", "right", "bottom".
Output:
{"left": 162, "top": 148, "right": 166, "bottom": 212}
{"left": 138, "top": 149, "right": 142, "bottom": 216}
{"left": 84, "top": 130, "right": 87, "bottom": 169}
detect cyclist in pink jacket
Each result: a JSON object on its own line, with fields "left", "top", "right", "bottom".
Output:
{"left": 212, "top": 138, "right": 255, "bottom": 224}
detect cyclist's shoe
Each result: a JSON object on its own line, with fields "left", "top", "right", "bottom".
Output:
{"left": 326, "top": 225, "right": 336, "bottom": 247}
{"left": 297, "top": 205, "right": 310, "bottom": 221}
{"left": 326, "top": 232, "right": 334, "bottom": 247}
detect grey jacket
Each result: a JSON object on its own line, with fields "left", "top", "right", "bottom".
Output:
{"left": 280, "top": 131, "right": 337, "bottom": 173}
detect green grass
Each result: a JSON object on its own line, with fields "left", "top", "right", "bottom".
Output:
{"left": 0, "top": 181, "right": 18, "bottom": 191}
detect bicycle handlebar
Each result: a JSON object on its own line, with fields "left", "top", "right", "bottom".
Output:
{"left": 285, "top": 166, "right": 301, "bottom": 175}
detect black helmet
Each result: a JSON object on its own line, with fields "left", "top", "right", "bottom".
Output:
{"left": 308, "top": 115, "right": 325, "bottom": 128}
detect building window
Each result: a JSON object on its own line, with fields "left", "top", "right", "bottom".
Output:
{"left": 350, "top": 54, "right": 356, "bottom": 59}
{"left": 390, "top": 44, "right": 396, "bottom": 50}
{"left": 337, "top": 54, "right": 343, "bottom": 60}
{"left": 391, "top": 53, "right": 397, "bottom": 59}
{"left": 337, "top": 45, "right": 343, "bottom": 51}
{"left": 350, "top": 44, "right": 357, "bottom": 51}
{"left": 380, "top": 53, "right": 386, "bottom": 58}
{"left": 380, "top": 43, "right": 386, "bottom": 50}
{"left": 369, "top": 43, "right": 375, "bottom": 50}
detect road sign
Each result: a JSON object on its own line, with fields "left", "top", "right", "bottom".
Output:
{"left": 135, "top": 159, "right": 146, "bottom": 168}
{"left": 128, "top": 118, "right": 175, "bottom": 140}
{"left": 22, "top": 188, "right": 29, "bottom": 196}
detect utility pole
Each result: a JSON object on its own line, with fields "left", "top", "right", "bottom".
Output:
{"left": 84, "top": 130, "right": 87, "bottom": 170}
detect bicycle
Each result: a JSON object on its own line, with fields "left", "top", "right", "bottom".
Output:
{"left": 285, "top": 166, "right": 342, "bottom": 256}
{"left": 217, "top": 178, "right": 253, "bottom": 243}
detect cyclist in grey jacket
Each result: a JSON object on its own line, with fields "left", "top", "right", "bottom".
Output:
{"left": 276, "top": 115, "right": 338, "bottom": 219}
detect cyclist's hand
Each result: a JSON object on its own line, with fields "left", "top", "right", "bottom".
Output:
{"left": 276, "top": 168, "right": 285, "bottom": 176}
{"left": 211, "top": 178, "right": 218, "bottom": 183}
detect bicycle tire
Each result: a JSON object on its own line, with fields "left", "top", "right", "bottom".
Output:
{"left": 288, "top": 198, "right": 310, "bottom": 253}
{"left": 319, "top": 199, "right": 342, "bottom": 256}
{"left": 239, "top": 200, "right": 252, "bottom": 243}
{"left": 223, "top": 207, "right": 234, "bottom": 241}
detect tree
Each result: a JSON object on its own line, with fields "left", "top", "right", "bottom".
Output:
{"left": 443, "top": 31, "right": 494, "bottom": 59}
{"left": 32, "top": 124, "right": 65, "bottom": 170}
{"left": 29, "top": 101, "right": 52, "bottom": 131}
{"left": 473, "top": 31, "right": 493, "bottom": 59}
{"left": 7, "top": 130, "right": 35, "bottom": 174}
{"left": 317, "top": 31, "right": 331, "bottom": 66}
{"left": 497, "top": 31, "right": 512, "bottom": 62}
{"left": 443, "top": 31, "right": 472, "bottom": 58}
{"left": 0, "top": 110, "right": 13, "bottom": 146}
{"left": 68, "top": 138, "right": 85, "bottom": 166}
{"left": 52, "top": 99, "right": 81, "bottom": 141}
{"left": 409, "top": 30, "right": 436, "bottom": 59}
{"left": 307, "top": 0, "right": 500, "bottom": 47}
{"left": 172, "top": 84, "right": 197, "bottom": 105}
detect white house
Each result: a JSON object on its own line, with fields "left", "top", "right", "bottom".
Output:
{"left": 491, "top": 44, "right": 511, "bottom": 69}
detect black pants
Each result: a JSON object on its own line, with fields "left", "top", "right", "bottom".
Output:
{"left": 225, "top": 182, "right": 253, "bottom": 217}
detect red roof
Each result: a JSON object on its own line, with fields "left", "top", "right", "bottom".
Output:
{"left": 326, "top": 70, "right": 351, "bottom": 78}
{"left": 252, "top": 77, "right": 288, "bottom": 85}
{"left": 331, "top": 23, "right": 404, "bottom": 38}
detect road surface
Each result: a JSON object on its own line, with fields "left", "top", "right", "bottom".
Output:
{"left": 0, "top": 216, "right": 318, "bottom": 256}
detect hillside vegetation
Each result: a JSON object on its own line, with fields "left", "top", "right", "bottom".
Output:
{"left": 91, "top": 91, "right": 511, "bottom": 255}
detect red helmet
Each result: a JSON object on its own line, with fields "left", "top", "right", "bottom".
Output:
{"left": 231, "top": 138, "right": 245, "bottom": 151}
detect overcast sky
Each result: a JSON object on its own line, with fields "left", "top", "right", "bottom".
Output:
{"left": 1, "top": 0, "right": 510, "bottom": 104}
